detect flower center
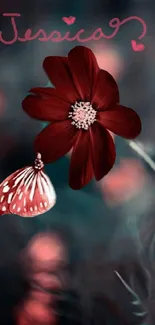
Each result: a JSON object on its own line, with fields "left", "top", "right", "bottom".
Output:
{"left": 68, "top": 101, "right": 97, "bottom": 130}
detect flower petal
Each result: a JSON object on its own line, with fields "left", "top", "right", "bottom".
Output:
{"left": 28, "top": 87, "right": 70, "bottom": 101}
{"left": 98, "top": 104, "right": 142, "bottom": 139}
{"left": 91, "top": 69, "right": 119, "bottom": 110}
{"left": 43, "top": 56, "right": 79, "bottom": 103}
{"left": 34, "top": 120, "right": 77, "bottom": 163}
{"left": 68, "top": 46, "right": 99, "bottom": 101}
{"left": 22, "top": 87, "right": 70, "bottom": 121}
{"left": 90, "top": 123, "right": 116, "bottom": 180}
{"left": 69, "top": 131, "right": 93, "bottom": 189}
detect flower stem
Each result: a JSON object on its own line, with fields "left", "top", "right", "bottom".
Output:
{"left": 128, "top": 140, "right": 155, "bottom": 171}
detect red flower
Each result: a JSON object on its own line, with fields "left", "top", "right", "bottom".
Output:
{"left": 22, "top": 46, "right": 141, "bottom": 190}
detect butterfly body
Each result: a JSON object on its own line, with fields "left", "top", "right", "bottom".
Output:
{"left": 0, "top": 153, "right": 56, "bottom": 217}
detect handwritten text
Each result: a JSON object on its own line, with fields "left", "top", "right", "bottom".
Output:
{"left": 0, "top": 14, "right": 147, "bottom": 51}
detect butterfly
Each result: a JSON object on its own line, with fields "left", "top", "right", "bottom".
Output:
{"left": 0, "top": 153, "right": 56, "bottom": 217}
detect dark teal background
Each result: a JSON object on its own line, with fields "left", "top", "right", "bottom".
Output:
{"left": 0, "top": 0, "right": 155, "bottom": 324}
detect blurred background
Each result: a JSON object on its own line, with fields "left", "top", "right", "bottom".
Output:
{"left": 0, "top": 0, "right": 155, "bottom": 324}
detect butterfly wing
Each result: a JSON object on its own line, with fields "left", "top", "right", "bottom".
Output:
{"left": 9, "top": 168, "right": 56, "bottom": 217}
{"left": 0, "top": 167, "right": 29, "bottom": 215}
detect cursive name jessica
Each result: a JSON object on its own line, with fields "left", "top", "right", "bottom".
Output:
{"left": 0, "top": 13, "right": 147, "bottom": 51}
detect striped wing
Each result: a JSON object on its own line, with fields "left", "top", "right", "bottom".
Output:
{"left": 0, "top": 167, "right": 27, "bottom": 215}
{"left": 0, "top": 166, "right": 56, "bottom": 217}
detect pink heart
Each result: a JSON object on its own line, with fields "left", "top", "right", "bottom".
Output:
{"left": 62, "top": 16, "right": 76, "bottom": 25}
{"left": 131, "top": 40, "right": 145, "bottom": 52}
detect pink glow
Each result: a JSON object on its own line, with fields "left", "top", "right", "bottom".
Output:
{"left": 99, "top": 159, "right": 148, "bottom": 205}
{"left": 92, "top": 45, "right": 124, "bottom": 79}
{"left": 0, "top": 13, "right": 147, "bottom": 51}
{"left": 15, "top": 232, "right": 67, "bottom": 325}
{"left": 25, "top": 232, "right": 67, "bottom": 271}
{"left": 20, "top": 300, "right": 56, "bottom": 324}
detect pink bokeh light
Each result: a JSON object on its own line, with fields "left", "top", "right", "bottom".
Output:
{"left": 92, "top": 44, "right": 124, "bottom": 79}
{"left": 99, "top": 159, "right": 148, "bottom": 205}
